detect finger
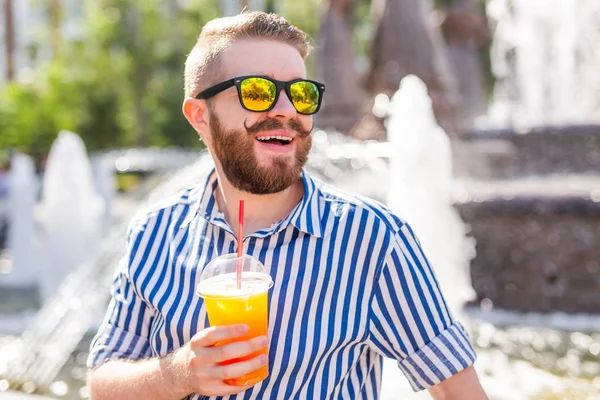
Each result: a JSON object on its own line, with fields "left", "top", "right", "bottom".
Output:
{"left": 191, "top": 325, "right": 249, "bottom": 348}
{"left": 205, "top": 336, "right": 269, "bottom": 363}
{"left": 211, "top": 354, "right": 268, "bottom": 381}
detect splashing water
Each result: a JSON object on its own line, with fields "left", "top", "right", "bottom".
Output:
{"left": 0, "top": 153, "right": 39, "bottom": 287}
{"left": 385, "top": 75, "right": 476, "bottom": 317}
{"left": 38, "top": 131, "right": 105, "bottom": 301}
{"left": 486, "top": 0, "right": 600, "bottom": 128}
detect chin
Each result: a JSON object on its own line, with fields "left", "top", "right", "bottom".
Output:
{"left": 257, "top": 155, "right": 293, "bottom": 168}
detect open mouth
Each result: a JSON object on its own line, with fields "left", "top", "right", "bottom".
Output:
{"left": 255, "top": 136, "right": 294, "bottom": 146}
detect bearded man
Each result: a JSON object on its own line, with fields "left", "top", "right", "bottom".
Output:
{"left": 87, "top": 11, "right": 488, "bottom": 400}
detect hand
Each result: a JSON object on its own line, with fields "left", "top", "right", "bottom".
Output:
{"left": 173, "top": 324, "right": 269, "bottom": 397}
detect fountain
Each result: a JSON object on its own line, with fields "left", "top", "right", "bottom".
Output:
{"left": 0, "top": 153, "right": 39, "bottom": 289}
{"left": 450, "top": 0, "right": 600, "bottom": 316}
{"left": 485, "top": 0, "right": 600, "bottom": 128}
{"left": 37, "top": 131, "right": 105, "bottom": 301}
{"left": 385, "top": 75, "right": 476, "bottom": 316}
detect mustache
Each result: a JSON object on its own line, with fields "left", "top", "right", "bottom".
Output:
{"left": 244, "top": 118, "right": 312, "bottom": 138}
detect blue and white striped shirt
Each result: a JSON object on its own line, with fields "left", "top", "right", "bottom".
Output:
{"left": 88, "top": 168, "right": 476, "bottom": 399}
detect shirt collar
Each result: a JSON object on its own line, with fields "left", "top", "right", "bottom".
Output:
{"left": 194, "top": 168, "right": 323, "bottom": 238}
{"left": 289, "top": 169, "right": 324, "bottom": 238}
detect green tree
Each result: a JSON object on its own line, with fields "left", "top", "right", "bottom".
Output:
{"left": 84, "top": 0, "right": 220, "bottom": 148}
{"left": 0, "top": 0, "right": 221, "bottom": 155}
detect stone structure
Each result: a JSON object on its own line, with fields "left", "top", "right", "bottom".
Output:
{"left": 456, "top": 180, "right": 600, "bottom": 313}
{"left": 453, "top": 125, "right": 600, "bottom": 313}
{"left": 453, "top": 125, "right": 600, "bottom": 180}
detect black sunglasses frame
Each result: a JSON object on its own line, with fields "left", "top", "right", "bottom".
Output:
{"left": 195, "top": 75, "right": 326, "bottom": 115}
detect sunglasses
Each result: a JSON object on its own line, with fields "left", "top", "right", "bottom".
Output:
{"left": 195, "top": 75, "right": 326, "bottom": 115}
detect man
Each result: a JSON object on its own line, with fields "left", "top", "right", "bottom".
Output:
{"left": 87, "top": 11, "right": 488, "bottom": 400}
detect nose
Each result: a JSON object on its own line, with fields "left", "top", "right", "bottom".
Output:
{"left": 266, "top": 89, "right": 297, "bottom": 120}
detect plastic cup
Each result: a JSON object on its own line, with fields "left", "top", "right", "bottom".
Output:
{"left": 196, "top": 254, "right": 273, "bottom": 386}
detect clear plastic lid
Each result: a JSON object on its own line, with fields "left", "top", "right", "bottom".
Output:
{"left": 196, "top": 254, "right": 273, "bottom": 298}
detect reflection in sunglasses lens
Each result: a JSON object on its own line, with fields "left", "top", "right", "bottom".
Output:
{"left": 290, "top": 81, "right": 319, "bottom": 114}
{"left": 241, "top": 78, "right": 277, "bottom": 111}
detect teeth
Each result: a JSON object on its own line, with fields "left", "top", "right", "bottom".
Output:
{"left": 256, "top": 136, "right": 293, "bottom": 142}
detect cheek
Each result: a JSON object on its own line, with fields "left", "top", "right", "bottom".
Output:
{"left": 299, "top": 115, "right": 313, "bottom": 131}
{"left": 215, "top": 99, "right": 251, "bottom": 126}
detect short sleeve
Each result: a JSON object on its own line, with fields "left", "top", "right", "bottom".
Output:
{"left": 367, "top": 223, "right": 477, "bottom": 391}
{"left": 87, "top": 214, "right": 156, "bottom": 369}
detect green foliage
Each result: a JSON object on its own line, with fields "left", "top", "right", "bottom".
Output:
{"left": 278, "top": 0, "right": 323, "bottom": 42}
{"left": 276, "top": 0, "right": 325, "bottom": 76}
{"left": 0, "top": 79, "right": 69, "bottom": 155}
{"left": 0, "top": 0, "right": 221, "bottom": 155}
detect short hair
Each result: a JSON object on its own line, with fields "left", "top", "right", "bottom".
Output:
{"left": 184, "top": 11, "right": 312, "bottom": 98}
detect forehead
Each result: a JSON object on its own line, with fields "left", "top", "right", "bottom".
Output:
{"left": 220, "top": 39, "right": 307, "bottom": 81}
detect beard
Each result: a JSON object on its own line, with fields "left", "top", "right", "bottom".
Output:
{"left": 209, "top": 111, "right": 312, "bottom": 195}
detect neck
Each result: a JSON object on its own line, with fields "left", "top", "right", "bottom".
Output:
{"left": 214, "top": 169, "right": 305, "bottom": 237}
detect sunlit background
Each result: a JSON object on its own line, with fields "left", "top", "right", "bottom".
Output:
{"left": 0, "top": 0, "right": 599, "bottom": 399}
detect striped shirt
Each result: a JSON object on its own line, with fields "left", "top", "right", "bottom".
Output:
{"left": 88, "top": 168, "right": 476, "bottom": 399}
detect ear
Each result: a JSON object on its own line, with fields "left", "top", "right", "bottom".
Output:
{"left": 182, "top": 98, "right": 211, "bottom": 141}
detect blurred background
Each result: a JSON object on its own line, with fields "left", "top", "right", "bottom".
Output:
{"left": 0, "top": 0, "right": 599, "bottom": 399}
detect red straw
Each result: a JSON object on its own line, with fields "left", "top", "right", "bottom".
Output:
{"left": 237, "top": 200, "right": 244, "bottom": 290}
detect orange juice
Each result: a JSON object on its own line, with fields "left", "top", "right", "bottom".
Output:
{"left": 198, "top": 270, "right": 272, "bottom": 386}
